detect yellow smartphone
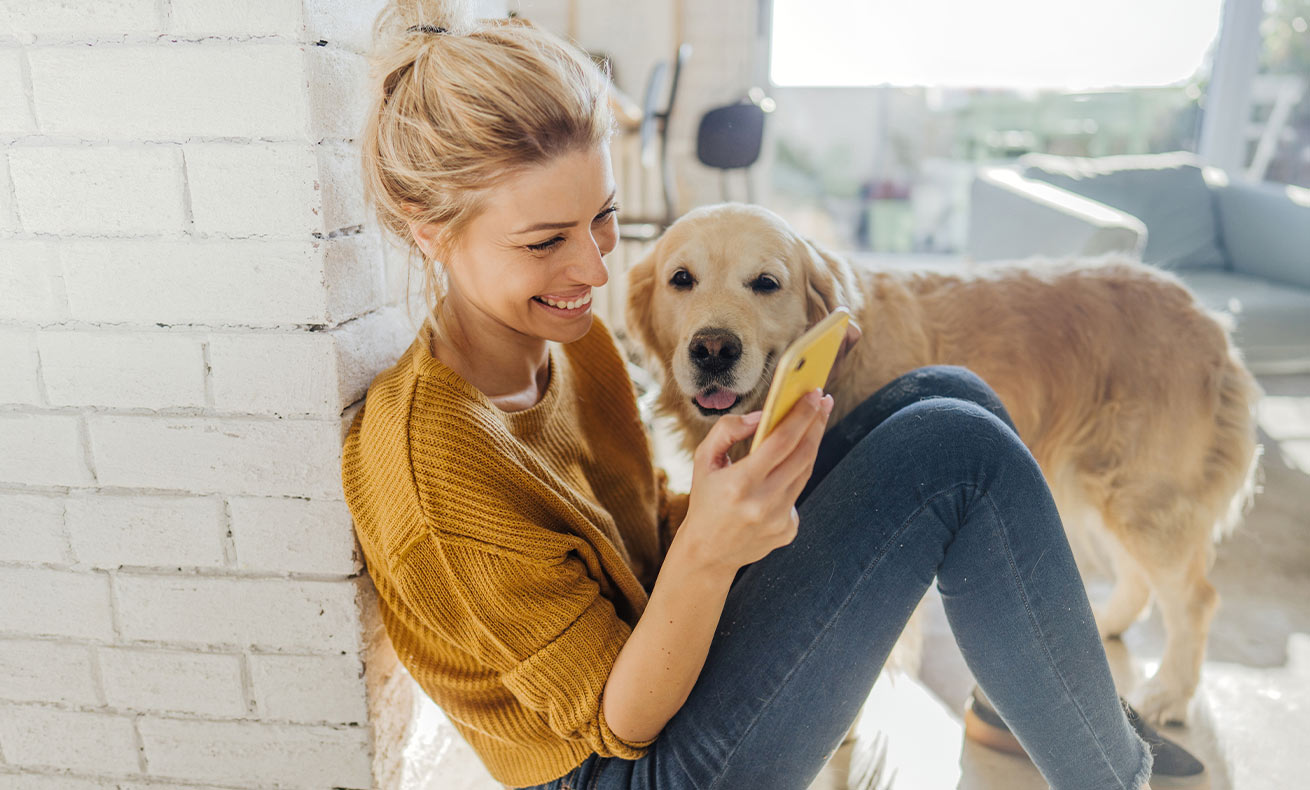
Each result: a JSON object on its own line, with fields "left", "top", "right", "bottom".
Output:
{"left": 749, "top": 307, "right": 851, "bottom": 454}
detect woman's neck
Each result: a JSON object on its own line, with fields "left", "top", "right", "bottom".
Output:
{"left": 429, "top": 309, "right": 551, "bottom": 409}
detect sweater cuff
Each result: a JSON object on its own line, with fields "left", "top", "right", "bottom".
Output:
{"left": 655, "top": 466, "right": 691, "bottom": 556}
{"left": 500, "top": 594, "right": 656, "bottom": 760}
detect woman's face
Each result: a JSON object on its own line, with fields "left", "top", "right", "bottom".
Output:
{"left": 425, "top": 143, "right": 619, "bottom": 345}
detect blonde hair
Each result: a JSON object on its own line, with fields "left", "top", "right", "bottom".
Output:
{"left": 361, "top": 0, "right": 617, "bottom": 332}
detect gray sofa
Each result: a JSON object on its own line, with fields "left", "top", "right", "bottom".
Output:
{"left": 968, "top": 151, "right": 1310, "bottom": 374}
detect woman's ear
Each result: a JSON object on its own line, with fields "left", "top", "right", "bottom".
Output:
{"left": 408, "top": 218, "right": 441, "bottom": 260}
{"left": 623, "top": 242, "right": 664, "bottom": 367}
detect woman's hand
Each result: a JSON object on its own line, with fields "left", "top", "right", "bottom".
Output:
{"left": 825, "top": 318, "right": 862, "bottom": 391}
{"left": 676, "top": 387, "right": 834, "bottom": 575}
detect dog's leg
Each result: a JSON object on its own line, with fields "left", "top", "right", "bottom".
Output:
{"left": 1128, "top": 543, "right": 1218, "bottom": 727}
{"left": 1092, "top": 531, "right": 1153, "bottom": 640}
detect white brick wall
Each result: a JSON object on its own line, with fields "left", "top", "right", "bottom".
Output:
{"left": 0, "top": 1, "right": 411, "bottom": 787}
{"left": 0, "top": 1, "right": 761, "bottom": 786}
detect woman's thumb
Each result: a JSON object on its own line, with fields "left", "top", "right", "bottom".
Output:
{"left": 711, "top": 410, "right": 763, "bottom": 451}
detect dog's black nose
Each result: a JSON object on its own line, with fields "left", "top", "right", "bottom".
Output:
{"left": 688, "top": 329, "right": 742, "bottom": 374}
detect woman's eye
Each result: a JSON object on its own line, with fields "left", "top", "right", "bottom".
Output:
{"left": 526, "top": 206, "right": 618, "bottom": 252}
{"left": 526, "top": 236, "right": 564, "bottom": 252}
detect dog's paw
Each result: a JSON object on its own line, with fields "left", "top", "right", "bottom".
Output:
{"left": 1091, "top": 605, "right": 1127, "bottom": 640}
{"left": 1130, "top": 676, "right": 1192, "bottom": 727}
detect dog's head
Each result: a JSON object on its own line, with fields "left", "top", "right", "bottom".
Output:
{"left": 624, "top": 202, "right": 863, "bottom": 421}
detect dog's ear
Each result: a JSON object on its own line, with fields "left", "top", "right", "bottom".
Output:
{"left": 798, "top": 235, "right": 862, "bottom": 328}
{"left": 623, "top": 241, "right": 664, "bottom": 365}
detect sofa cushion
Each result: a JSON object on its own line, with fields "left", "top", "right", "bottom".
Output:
{"left": 1020, "top": 152, "right": 1228, "bottom": 271}
{"left": 1176, "top": 268, "right": 1310, "bottom": 374}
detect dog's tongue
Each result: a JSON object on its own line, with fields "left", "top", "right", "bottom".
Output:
{"left": 695, "top": 387, "right": 738, "bottom": 410}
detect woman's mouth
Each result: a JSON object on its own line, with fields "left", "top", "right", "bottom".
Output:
{"left": 532, "top": 291, "right": 592, "bottom": 316}
{"left": 694, "top": 386, "right": 740, "bottom": 413}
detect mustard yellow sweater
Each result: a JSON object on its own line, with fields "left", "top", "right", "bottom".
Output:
{"left": 341, "top": 313, "right": 691, "bottom": 787}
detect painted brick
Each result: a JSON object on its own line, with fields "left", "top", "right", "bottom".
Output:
{"left": 28, "top": 44, "right": 310, "bottom": 140}
{"left": 38, "top": 331, "right": 206, "bottom": 409}
{"left": 60, "top": 238, "right": 328, "bottom": 327}
{"left": 330, "top": 304, "right": 416, "bottom": 410}
{"left": 0, "top": 152, "right": 17, "bottom": 234}
{"left": 0, "top": 493, "right": 68, "bottom": 565}
{"left": 0, "top": 776, "right": 109, "bottom": 790}
{"left": 249, "top": 653, "right": 368, "bottom": 723}
{"left": 0, "top": 639, "right": 98, "bottom": 705}
{"left": 0, "top": 705, "right": 139, "bottom": 775}
{"left": 0, "top": 328, "right": 40, "bottom": 405}
{"left": 0, "top": 0, "right": 161, "bottom": 39}
{"left": 8, "top": 146, "right": 185, "bottom": 236}
{"left": 318, "top": 140, "right": 368, "bottom": 231}
{"left": 0, "top": 240, "right": 63, "bottom": 323}
{"left": 137, "top": 716, "right": 371, "bottom": 788}
{"left": 87, "top": 415, "right": 343, "bottom": 498}
{"left": 98, "top": 646, "right": 246, "bottom": 717}
{"left": 168, "top": 0, "right": 304, "bottom": 38}
{"left": 0, "top": 567, "right": 112, "bottom": 641}
{"left": 304, "top": 46, "right": 370, "bottom": 141}
{"left": 0, "top": 48, "right": 34, "bottom": 136}
{"left": 228, "top": 496, "right": 359, "bottom": 575}
{"left": 0, "top": 414, "right": 94, "bottom": 488}
{"left": 208, "top": 331, "right": 337, "bottom": 416}
{"left": 303, "top": 0, "right": 384, "bottom": 54}
{"left": 115, "top": 574, "right": 361, "bottom": 653}
{"left": 324, "top": 230, "right": 385, "bottom": 323}
{"left": 65, "top": 493, "right": 225, "bottom": 570}
{"left": 185, "top": 142, "right": 320, "bottom": 237}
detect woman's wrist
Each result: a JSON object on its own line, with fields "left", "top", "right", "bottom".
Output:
{"left": 666, "top": 518, "right": 740, "bottom": 581}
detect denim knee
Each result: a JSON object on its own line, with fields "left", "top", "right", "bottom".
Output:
{"left": 878, "top": 365, "right": 1017, "bottom": 435}
{"left": 867, "top": 394, "right": 1034, "bottom": 498}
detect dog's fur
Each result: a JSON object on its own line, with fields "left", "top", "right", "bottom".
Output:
{"left": 623, "top": 203, "right": 1263, "bottom": 726}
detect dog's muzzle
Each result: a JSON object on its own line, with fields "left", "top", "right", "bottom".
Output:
{"left": 688, "top": 328, "right": 742, "bottom": 376}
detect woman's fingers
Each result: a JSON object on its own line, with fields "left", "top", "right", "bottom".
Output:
{"left": 696, "top": 410, "right": 764, "bottom": 472}
{"left": 766, "top": 396, "right": 831, "bottom": 496}
{"left": 745, "top": 388, "right": 827, "bottom": 475}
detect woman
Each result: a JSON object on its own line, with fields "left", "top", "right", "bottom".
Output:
{"left": 343, "top": 2, "right": 1203, "bottom": 788}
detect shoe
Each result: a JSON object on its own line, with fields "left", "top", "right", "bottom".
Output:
{"left": 963, "top": 685, "right": 1209, "bottom": 789}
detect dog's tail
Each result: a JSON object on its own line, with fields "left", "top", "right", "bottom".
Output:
{"left": 1205, "top": 333, "right": 1264, "bottom": 561}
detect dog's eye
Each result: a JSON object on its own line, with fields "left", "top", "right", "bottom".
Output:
{"left": 752, "top": 275, "right": 780, "bottom": 293}
{"left": 670, "top": 269, "right": 694, "bottom": 289}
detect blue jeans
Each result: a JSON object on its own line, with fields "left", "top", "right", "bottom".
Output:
{"left": 519, "top": 365, "right": 1153, "bottom": 790}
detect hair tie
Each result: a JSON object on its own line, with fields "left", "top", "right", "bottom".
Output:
{"left": 408, "top": 24, "right": 448, "bottom": 34}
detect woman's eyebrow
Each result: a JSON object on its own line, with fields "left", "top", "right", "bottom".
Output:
{"left": 511, "top": 188, "right": 617, "bottom": 235}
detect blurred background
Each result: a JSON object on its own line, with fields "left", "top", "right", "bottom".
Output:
{"left": 520, "top": 0, "right": 1310, "bottom": 258}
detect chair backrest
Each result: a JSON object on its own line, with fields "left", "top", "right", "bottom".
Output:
{"left": 696, "top": 102, "right": 766, "bottom": 170}
{"left": 638, "top": 60, "right": 669, "bottom": 158}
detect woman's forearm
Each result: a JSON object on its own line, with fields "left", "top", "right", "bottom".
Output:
{"left": 601, "top": 524, "right": 736, "bottom": 743}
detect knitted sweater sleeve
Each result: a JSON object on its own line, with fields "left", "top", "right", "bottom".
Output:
{"left": 655, "top": 465, "right": 691, "bottom": 559}
{"left": 393, "top": 530, "right": 659, "bottom": 759}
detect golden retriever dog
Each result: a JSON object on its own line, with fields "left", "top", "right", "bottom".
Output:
{"left": 622, "top": 202, "right": 1263, "bottom": 727}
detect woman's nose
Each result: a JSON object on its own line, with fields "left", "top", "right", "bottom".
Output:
{"left": 575, "top": 232, "right": 610, "bottom": 287}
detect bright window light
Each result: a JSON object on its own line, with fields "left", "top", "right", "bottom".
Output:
{"left": 770, "top": 0, "right": 1225, "bottom": 89}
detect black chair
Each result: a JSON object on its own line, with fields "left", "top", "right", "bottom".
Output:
{"left": 696, "top": 89, "right": 772, "bottom": 204}
{"left": 618, "top": 43, "right": 692, "bottom": 242}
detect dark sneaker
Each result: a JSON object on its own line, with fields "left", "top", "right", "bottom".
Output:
{"left": 963, "top": 685, "right": 1209, "bottom": 789}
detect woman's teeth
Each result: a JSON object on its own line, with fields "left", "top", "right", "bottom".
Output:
{"left": 534, "top": 292, "right": 592, "bottom": 310}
